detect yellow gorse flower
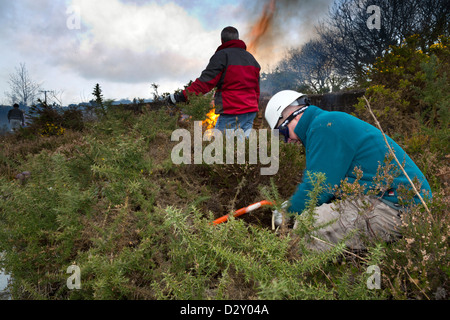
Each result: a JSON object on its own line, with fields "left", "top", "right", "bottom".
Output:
{"left": 40, "top": 122, "right": 66, "bottom": 137}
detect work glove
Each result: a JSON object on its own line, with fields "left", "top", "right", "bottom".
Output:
{"left": 272, "top": 201, "right": 289, "bottom": 228}
{"left": 168, "top": 92, "right": 187, "bottom": 105}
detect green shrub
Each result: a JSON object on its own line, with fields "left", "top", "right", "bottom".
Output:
{"left": 180, "top": 91, "right": 215, "bottom": 122}
{"left": 0, "top": 151, "right": 96, "bottom": 298}
{"left": 1, "top": 80, "right": 447, "bottom": 300}
{"left": 355, "top": 34, "right": 449, "bottom": 194}
{"left": 383, "top": 191, "right": 449, "bottom": 300}
{"left": 355, "top": 35, "right": 450, "bottom": 135}
{"left": 24, "top": 100, "right": 85, "bottom": 140}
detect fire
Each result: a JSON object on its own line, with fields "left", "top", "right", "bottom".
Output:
{"left": 247, "top": 0, "right": 277, "bottom": 55}
{"left": 203, "top": 108, "right": 219, "bottom": 131}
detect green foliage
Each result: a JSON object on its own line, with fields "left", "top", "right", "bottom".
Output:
{"left": 153, "top": 199, "right": 376, "bottom": 300}
{"left": 181, "top": 91, "right": 215, "bottom": 121}
{"left": 0, "top": 152, "right": 96, "bottom": 298}
{"left": 0, "top": 107, "right": 392, "bottom": 300}
{"left": 417, "top": 54, "right": 450, "bottom": 129}
{"left": 291, "top": 172, "right": 328, "bottom": 243}
{"left": 355, "top": 34, "right": 449, "bottom": 193}
{"left": 24, "top": 100, "right": 84, "bottom": 140}
{"left": 0, "top": 69, "right": 448, "bottom": 300}
{"left": 92, "top": 83, "right": 107, "bottom": 117}
{"left": 0, "top": 107, "right": 179, "bottom": 299}
{"left": 383, "top": 192, "right": 449, "bottom": 300}
{"left": 356, "top": 35, "right": 450, "bottom": 134}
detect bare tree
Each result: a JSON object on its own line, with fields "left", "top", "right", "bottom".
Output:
{"left": 262, "top": 0, "right": 449, "bottom": 92}
{"left": 5, "top": 63, "right": 42, "bottom": 106}
{"left": 291, "top": 38, "right": 342, "bottom": 93}
{"left": 414, "top": 0, "right": 450, "bottom": 48}
{"left": 268, "top": 36, "right": 348, "bottom": 94}
{"left": 318, "top": 0, "right": 450, "bottom": 84}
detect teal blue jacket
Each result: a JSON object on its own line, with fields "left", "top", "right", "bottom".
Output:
{"left": 288, "top": 106, "right": 432, "bottom": 214}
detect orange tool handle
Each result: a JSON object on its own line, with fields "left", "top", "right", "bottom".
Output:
{"left": 213, "top": 200, "right": 273, "bottom": 225}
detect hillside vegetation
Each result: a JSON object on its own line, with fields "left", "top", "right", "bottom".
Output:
{"left": 0, "top": 36, "right": 449, "bottom": 300}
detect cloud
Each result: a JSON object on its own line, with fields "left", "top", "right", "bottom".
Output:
{"left": 56, "top": 0, "right": 221, "bottom": 85}
{"left": 0, "top": 0, "right": 335, "bottom": 104}
{"left": 2, "top": 0, "right": 222, "bottom": 86}
{"left": 0, "top": 0, "right": 250, "bottom": 103}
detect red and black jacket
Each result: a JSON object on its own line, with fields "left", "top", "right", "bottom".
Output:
{"left": 183, "top": 39, "right": 261, "bottom": 115}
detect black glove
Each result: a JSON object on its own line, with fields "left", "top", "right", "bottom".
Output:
{"left": 168, "top": 92, "right": 187, "bottom": 105}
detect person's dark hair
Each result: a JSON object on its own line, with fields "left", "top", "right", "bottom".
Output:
{"left": 221, "top": 26, "right": 239, "bottom": 44}
{"left": 13, "top": 103, "right": 19, "bottom": 108}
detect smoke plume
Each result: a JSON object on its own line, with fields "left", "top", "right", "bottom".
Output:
{"left": 244, "top": 0, "right": 334, "bottom": 68}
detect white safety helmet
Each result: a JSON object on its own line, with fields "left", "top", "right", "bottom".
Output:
{"left": 265, "top": 90, "right": 310, "bottom": 129}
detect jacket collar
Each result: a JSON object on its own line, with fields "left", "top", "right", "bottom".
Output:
{"left": 294, "top": 105, "right": 322, "bottom": 146}
{"left": 216, "top": 39, "right": 247, "bottom": 52}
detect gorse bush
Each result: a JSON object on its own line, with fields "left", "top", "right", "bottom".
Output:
{"left": 180, "top": 90, "right": 216, "bottom": 122}
{"left": 355, "top": 34, "right": 449, "bottom": 193}
{"left": 0, "top": 151, "right": 96, "bottom": 298}
{"left": 151, "top": 172, "right": 389, "bottom": 300}
{"left": 20, "top": 100, "right": 85, "bottom": 142}
{"left": 40, "top": 122, "right": 65, "bottom": 137}
{"left": 1, "top": 60, "right": 449, "bottom": 301}
{"left": 2, "top": 102, "right": 446, "bottom": 300}
{"left": 384, "top": 192, "right": 449, "bottom": 300}
{"left": 356, "top": 35, "right": 450, "bottom": 135}
{"left": 0, "top": 105, "right": 395, "bottom": 300}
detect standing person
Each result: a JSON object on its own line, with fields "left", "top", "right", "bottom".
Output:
{"left": 169, "top": 26, "right": 261, "bottom": 135}
{"left": 265, "top": 90, "right": 432, "bottom": 251}
{"left": 7, "top": 103, "right": 25, "bottom": 132}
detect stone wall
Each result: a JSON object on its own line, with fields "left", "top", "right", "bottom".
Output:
{"left": 307, "top": 90, "right": 366, "bottom": 113}
{"left": 255, "top": 90, "right": 366, "bottom": 129}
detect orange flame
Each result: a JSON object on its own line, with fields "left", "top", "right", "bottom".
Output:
{"left": 203, "top": 108, "right": 219, "bottom": 131}
{"left": 247, "top": 0, "right": 277, "bottom": 55}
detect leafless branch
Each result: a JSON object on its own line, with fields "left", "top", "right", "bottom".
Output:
{"left": 363, "top": 95, "right": 432, "bottom": 219}
{"left": 5, "top": 63, "right": 42, "bottom": 106}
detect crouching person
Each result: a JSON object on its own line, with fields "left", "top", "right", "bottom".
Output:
{"left": 265, "top": 90, "right": 432, "bottom": 252}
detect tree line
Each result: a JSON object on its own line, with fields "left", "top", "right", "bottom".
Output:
{"left": 261, "top": 0, "right": 450, "bottom": 94}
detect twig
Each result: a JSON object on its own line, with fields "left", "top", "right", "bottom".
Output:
{"left": 318, "top": 267, "right": 338, "bottom": 291}
{"left": 404, "top": 267, "right": 430, "bottom": 300}
{"left": 229, "top": 177, "right": 246, "bottom": 213}
{"left": 310, "top": 236, "right": 370, "bottom": 263}
{"left": 363, "top": 96, "right": 433, "bottom": 219}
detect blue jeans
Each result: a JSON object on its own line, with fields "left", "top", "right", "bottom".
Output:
{"left": 214, "top": 112, "right": 257, "bottom": 136}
